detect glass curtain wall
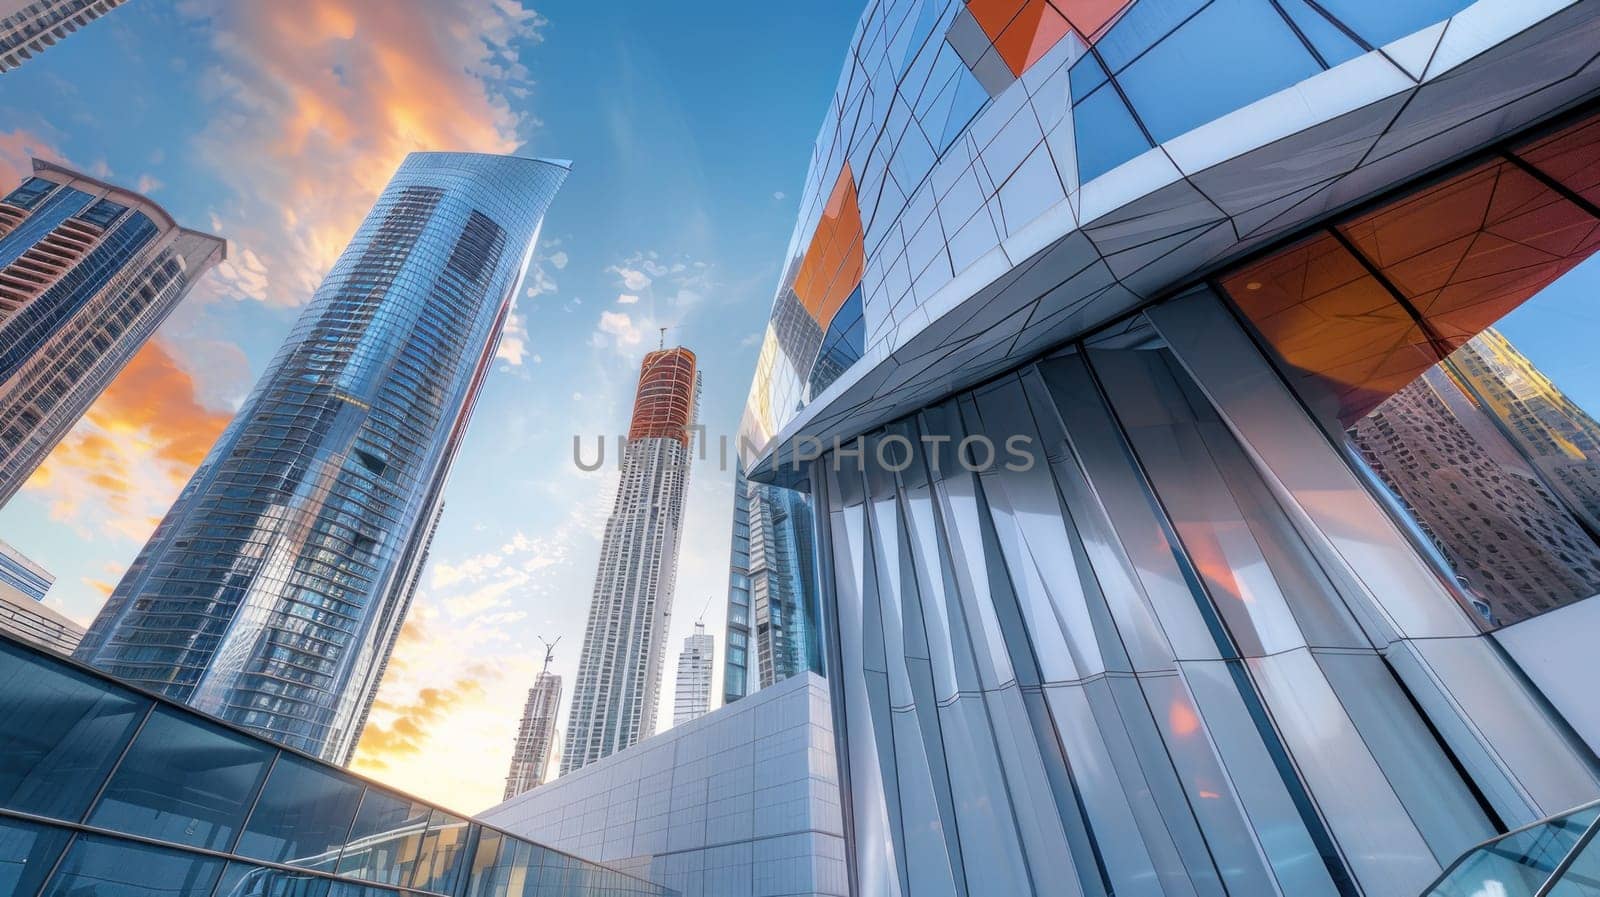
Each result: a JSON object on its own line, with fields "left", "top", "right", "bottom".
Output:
{"left": 0, "top": 635, "right": 674, "bottom": 897}
{"left": 806, "top": 105, "right": 1600, "bottom": 897}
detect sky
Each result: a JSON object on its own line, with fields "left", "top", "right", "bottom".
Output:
{"left": 0, "top": 0, "right": 863, "bottom": 813}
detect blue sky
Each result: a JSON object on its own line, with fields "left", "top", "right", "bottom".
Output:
{"left": 0, "top": 0, "right": 862, "bottom": 810}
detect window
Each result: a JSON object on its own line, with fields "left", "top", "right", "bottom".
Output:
{"left": 234, "top": 755, "right": 362, "bottom": 869}
{"left": 41, "top": 833, "right": 224, "bottom": 897}
{"left": 90, "top": 706, "right": 274, "bottom": 851}
{"left": 3, "top": 176, "right": 55, "bottom": 210}
{"left": 211, "top": 861, "right": 331, "bottom": 897}
{"left": 0, "top": 816, "right": 70, "bottom": 897}
{"left": 1220, "top": 109, "right": 1600, "bottom": 628}
{"left": 0, "top": 640, "right": 149, "bottom": 821}
{"left": 334, "top": 788, "right": 429, "bottom": 886}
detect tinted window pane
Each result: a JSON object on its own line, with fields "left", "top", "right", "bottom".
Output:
{"left": 1095, "top": 0, "right": 1206, "bottom": 72}
{"left": 325, "top": 882, "right": 400, "bottom": 897}
{"left": 1276, "top": 0, "right": 1365, "bottom": 67}
{"left": 1073, "top": 84, "right": 1151, "bottom": 183}
{"left": 0, "top": 640, "right": 149, "bottom": 821}
{"left": 1427, "top": 807, "right": 1599, "bottom": 896}
{"left": 41, "top": 833, "right": 224, "bottom": 897}
{"left": 90, "top": 705, "right": 274, "bottom": 850}
{"left": 213, "top": 862, "right": 331, "bottom": 897}
{"left": 1115, "top": 0, "right": 1320, "bottom": 143}
{"left": 234, "top": 755, "right": 361, "bottom": 870}
{"left": 1313, "top": 0, "right": 1473, "bottom": 49}
{"left": 334, "top": 788, "right": 429, "bottom": 886}
{"left": 410, "top": 810, "right": 471, "bottom": 894}
{"left": 1547, "top": 825, "right": 1600, "bottom": 896}
{"left": 0, "top": 817, "right": 71, "bottom": 897}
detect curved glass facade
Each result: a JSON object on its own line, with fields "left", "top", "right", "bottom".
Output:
{"left": 75, "top": 152, "right": 567, "bottom": 763}
{"left": 0, "top": 634, "right": 672, "bottom": 897}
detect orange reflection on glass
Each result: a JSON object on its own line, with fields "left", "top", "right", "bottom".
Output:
{"left": 1169, "top": 699, "right": 1201, "bottom": 737}
{"left": 1515, "top": 116, "right": 1600, "bottom": 210}
{"left": 1222, "top": 233, "right": 1442, "bottom": 426}
{"left": 1339, "top": 159, "right": 1600, "bottom": 350}
{"left": 792, "top": 164, "right": 864, "bottom": 332}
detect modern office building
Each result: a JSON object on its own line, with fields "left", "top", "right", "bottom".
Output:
{"left": 505, "top": 644, "right": 564, "bottom": 801}
{"left": 0, "top": 631, "right": 673, "bottom": 897}
{"left": 482, "top": 671, "right": 845, "bottom": 897}
{"left": 563, "top": 346, "right": 699, "bottom": 774}
{"left": 0, "top": 539, "right": 78, "bottom": 653}
{"left": 736, "top": 2, "right": 1600, "bottom": 896}
{"left": 0, "top": 538, "right": 50, "bottom": 602}
{"left": 0, "top": 0, "right": 127, "bottom": 72}
{"left": 723, "top": 464, "right": 822, "bottom": 705}
{"left": 76, "top": 152, "right": 568, "bottom": 764}
{"left": 0, "top": 160, "right": 224, "bottom": 506}
{"left": 671, "top": 621, "right": 713, "bottom": 726}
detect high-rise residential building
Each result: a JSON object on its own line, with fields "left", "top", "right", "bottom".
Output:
{"left": 1352, "top": 358, "right": 1600, "bottom": 626}
{"left": 0, "top": 632, "right": 673, "bottom": 897}
{"left": 504, "top": 641, "right": 563, "bottom": 801}
{"left": 0, "top": 160, "right": 224, "bottom": 505}
{"left": 723, "top": 462, "right": 820, "bottom": 705}
{"left": 0, "top": 0, "right": 127, "bottom": 72}
{"left": 76, "top": 152, "right": 568, "bottom": 764}
{"left": 0, "top": 538, "right": 78, "bottom": 653}
{"left": 736, "top": 3, "right": 1600, "bottom": 896}
{"left": 670, "top": 621, "right": 713, "bottom": 726}
{"left": 562, "top": 346, "right": 699, "bottom": 774}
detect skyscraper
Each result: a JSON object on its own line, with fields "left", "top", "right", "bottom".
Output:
{"left": 671, "top": 621, "right": 713, "bottom": 726}
{"left": 562, "top": 346, "right": 699, "bottom": 774}
{"left": 77, "top": 152, "right": 568, "bottom": 763}
{"left": 0, "top": 0, "right": 128, "bottom": 72}
{"left": 504, "top": 640, "right": 563, "bottom": 800}
{"left": 735, "top": 2, "right": 1600, "bottom": 895}
{"left": 722, "top": 462, "right": 820, "bottom": 705}
{"left": 0, "top": 160, "right": 224, "bottom": 505}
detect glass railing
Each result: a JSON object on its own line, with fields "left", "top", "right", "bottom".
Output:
{"left": 1424, "top": 801, "right": 1600, "bottom": 896}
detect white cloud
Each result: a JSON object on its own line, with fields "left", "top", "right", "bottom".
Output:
{"left": 136, "top": 173, "right": 163, "bottom": 194}
{"left": 616, "top": 293, "right": 639, "bottom": 305}
{"left": 549, "top": 250, "right": 568, "bottom": 269}
{"left": 595, "top": 310, "right": 642, "bottom": 348}
{"left": 773, "top": 191, "right": 785, "bottom": 200}
{"left": 613, "top": 266, "right": 651, "bottom": 291}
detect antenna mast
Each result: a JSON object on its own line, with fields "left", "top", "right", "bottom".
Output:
{"left": 537, "top": 635, "right": 561, "bottom": 674}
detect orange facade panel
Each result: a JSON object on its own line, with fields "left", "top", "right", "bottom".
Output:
{"left": 792, "top": 164, "right": 864, "bottom": 332}
{"left": 968, "top": 0, "right": 1130, "bottom": 78}
{"left": 629, "top": 347, "right": 698, "bottom": 446}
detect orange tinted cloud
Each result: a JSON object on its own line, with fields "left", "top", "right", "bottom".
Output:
{"left": 0, "top": 129, "right": 66, "bottom": 193}
{"left": 24, "top": 340, "right": 234, "bottom": 542}
{"left": 351, "top": 670, "right": 489, "bottom": 771}
{"left": 188, "top": 0, "right": 543, "bottom": 306}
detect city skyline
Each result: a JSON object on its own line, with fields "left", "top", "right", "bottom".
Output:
{"left": 74, "top": 151, "right": 569, "bottom": 762}
{"left": 670, "top": 620, "right": 712, "bottom": 726}
{"left": 0, "top": 0, "right": 863, "bottom": 811}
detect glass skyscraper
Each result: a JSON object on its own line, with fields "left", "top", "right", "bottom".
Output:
{"left": 76, "top": 152, "right": 567, "bottom": 764}
{"left": 562, "top": 347, "right": 699, "bottom": 774}
{"left": 721, "top": 462, "right": 820, "bottom": 705}
{"left": 0, "top": 160, "right": 224, "bottom": 506}
{"left": 735, "top": 2, "right": 1600, "bottom": 895}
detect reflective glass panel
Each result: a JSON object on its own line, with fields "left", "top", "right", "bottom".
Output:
{"left": 1427, "top": 807, "right": 1599, "bottom": 897}
{"left": 40, "top": 833, "right": 224, "bottom": 897}
{"left": 234, "top": 755, "right": 362, "bottom": 870}
{"left": 1548, "top": 827, "right": 1600, "bottom": 896}
{"left": 89, "top": 705, "right": 274, "bottom": 851}
{"left": 1073, "top": 83, "right": 1151, "bottom": 183}
{"left": 1311, "top": 0, "right": 1474, "bottom": 48}
{"left": 1115, "top": 0, "right": 1320, "bottom": 143}
{"left": 212, "top": 861, "right": 331, "bottom": 897}
{"left": 0, "top": 816, "right": 70, "bottom": 897}
{"left": 334, "top": 788, "right": 429, "bottom": 886}
{"left": 0, "top": 640, "right": 149, "bottom": 821}
{"left": 409, "top": 809, "right": 470, "bottom": 894}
